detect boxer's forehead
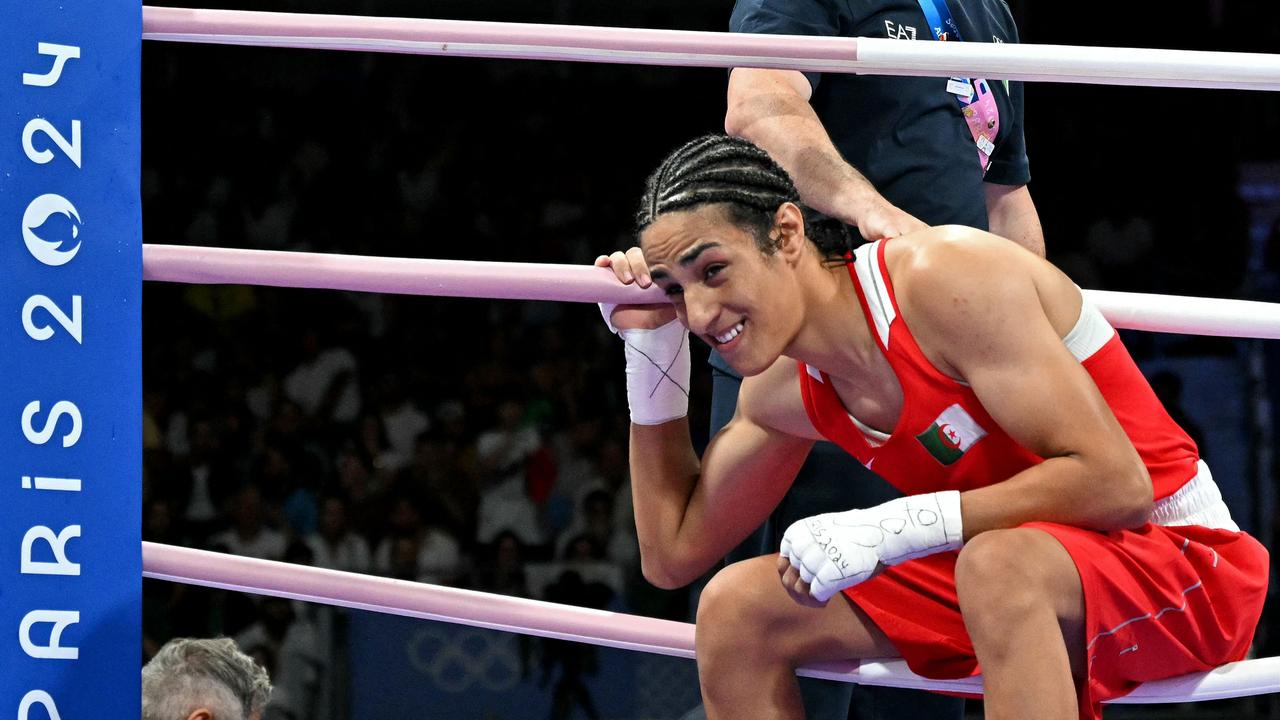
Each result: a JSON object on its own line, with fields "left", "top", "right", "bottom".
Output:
{"left": 641, "top": 205, "right": 752, "bottom": 278}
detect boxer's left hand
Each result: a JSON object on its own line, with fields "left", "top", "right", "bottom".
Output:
{"left": 779, "top": 491, "right": 964, "bottom": 603}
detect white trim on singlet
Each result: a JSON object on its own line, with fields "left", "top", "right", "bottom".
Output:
{"left": 806, "top": 364, "right": 824, "bottom": 383}
{"left": 852, "top": 241, "right": 895, "bottom": 348}
{"left": 854, "top": 244, "right": 1112, "bottom": 364}
{"left": 815, "top": 247, "right": 1128, "bottom": 447}
{"left": 1063, "top": 294, "right": 1115, "bottom": 362}
{"left": 848, "top": 412, "right": 891, "bottom": 446}
{"left": 802, "top": 361, "right": 891, "bottom": 445}
{"left": 852, "top": 243, "right": 1112, "bottom": 360}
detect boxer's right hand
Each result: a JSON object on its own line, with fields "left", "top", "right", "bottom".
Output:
{"left": 595, "top": 247, "right": 677, "bottom": 331}
{"left": 596, "top": 248, "right": 689, "bottom": 426}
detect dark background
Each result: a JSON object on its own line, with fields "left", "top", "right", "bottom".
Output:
{"left": 139, "top": 1, "right": 1280, "bottom": 718}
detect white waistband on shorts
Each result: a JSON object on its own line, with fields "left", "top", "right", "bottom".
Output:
{"left": 1148, "top": 460, "right": 1239, "bottom": 532}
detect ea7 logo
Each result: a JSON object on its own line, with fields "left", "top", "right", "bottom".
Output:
{"left": 884, "top": 19, "right": 917, "bottom": 40}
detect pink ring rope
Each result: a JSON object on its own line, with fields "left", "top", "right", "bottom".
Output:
{"left": 139, "top": 245, "right": 1280, "bottom": 701}
{"left": 142, "top": 542, "right": 1280, "bottom": 702}
{"left": 140, "top": 6, "right": 1280, "bottom": 91}
{"left": 143, "top": 244, "right": 1280, "bottom": 340}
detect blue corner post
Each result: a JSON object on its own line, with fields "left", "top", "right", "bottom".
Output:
{"left": 1, "top": 1, "right": 142, "bottom": 717}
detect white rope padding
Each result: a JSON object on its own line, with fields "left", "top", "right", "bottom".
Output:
{"left": 140, "top": 7, "right": 1280, "bottom": 92}
{"left": 141, "top": 244, "right": 1280, "bottom": 340}
{"left": 142, "top": 542, "right": 1280, "bottom": 702}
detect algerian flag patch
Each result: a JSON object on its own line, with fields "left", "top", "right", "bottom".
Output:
{"left": 915, "top": 404, "right": 987, "bottom": 466}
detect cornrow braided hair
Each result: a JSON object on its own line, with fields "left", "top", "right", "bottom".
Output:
{"left": 636, "top": 134, "right": 854, "bottom": 262}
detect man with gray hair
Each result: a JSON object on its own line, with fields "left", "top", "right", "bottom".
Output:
{"left": 142, "top": 637, "right": 273, "bottom": 720}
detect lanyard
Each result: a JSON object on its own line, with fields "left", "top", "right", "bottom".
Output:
{"left": 916, "top": 0, "right": 1000, "bottom": 175}
{"left": 917, "top": 0, "right": 964, "bottom": 41}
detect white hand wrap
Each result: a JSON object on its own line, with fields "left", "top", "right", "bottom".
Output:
{"left": 780, "top": 490, "right": 964, "bottom": 602}
{"left": 600, "top": 303, "right": 690, "bottom": 425}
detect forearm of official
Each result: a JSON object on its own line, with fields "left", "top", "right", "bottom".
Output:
{"left": 725, "top": 68, "right": 882, "bottom": 226}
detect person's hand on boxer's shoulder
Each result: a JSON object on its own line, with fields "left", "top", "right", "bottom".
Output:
{"left": 851, "top": 197, "right": 928, "bottom": 242}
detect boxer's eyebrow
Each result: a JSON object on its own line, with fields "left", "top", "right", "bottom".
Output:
{"left": 678, "top": 242, "right": 720, "bottom": 267}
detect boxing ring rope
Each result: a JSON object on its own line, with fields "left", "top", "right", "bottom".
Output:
{"left": 144, "top": 244, "right": 1280, "bottom": 340}
{"left": 139, "top": 6, "right": 1280, "bottom": 91}
{"left": 138, "top": 245, "right": 1280, "bottom": 700}
{"left": 142, "top": 542, "right": 1279, "bottom": 703}
{"left": 131, "top": 4, "right": 1280, "bottom": 706}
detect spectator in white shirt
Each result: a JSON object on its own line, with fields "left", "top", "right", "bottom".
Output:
{"left": 475, "top": 398, "right": 545, "bottom": 545}
{"left": 282, "top": 328, "right": 360, "bottom": 425}
{"left": 210, "top": 485, "right": 286, "bottom": 561}
{"left": 304, "top": 496, "right": 370, "bottom": 573}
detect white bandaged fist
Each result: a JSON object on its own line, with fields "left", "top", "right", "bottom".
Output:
{"left": 600, "top": 303, "right": 690, "bottom": 426}
{"left": 780, "top": 491, "right": 964, "bottom": 603}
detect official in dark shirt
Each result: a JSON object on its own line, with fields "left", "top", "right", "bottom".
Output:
{"left": 713, "top": 1, "right": 1044, "bottom": 718}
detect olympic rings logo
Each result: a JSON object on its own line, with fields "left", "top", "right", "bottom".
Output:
{"left": 406, "top": 626, "right": 522, "bottom": 693}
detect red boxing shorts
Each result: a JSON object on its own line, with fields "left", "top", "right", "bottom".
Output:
{"left": 843, "top": 520, "right": 1269, "bottom": 719}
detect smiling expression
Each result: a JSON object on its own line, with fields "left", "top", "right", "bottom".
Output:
{"left": 640, "top": 203, "right": 810, "bottom": 376}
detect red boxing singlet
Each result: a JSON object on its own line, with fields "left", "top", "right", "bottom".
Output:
{"left": 794, "top": 239, "right": 1268, "bottom": 719}
{"left": 797, "top": 239, "right": 1199, "bottom": 500}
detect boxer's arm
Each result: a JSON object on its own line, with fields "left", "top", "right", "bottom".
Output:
{"left": 901, "top": 232, "right": 1152, "bottom": 538}
{"left": 631, "top": 357, "right": 816, "bottom": 589}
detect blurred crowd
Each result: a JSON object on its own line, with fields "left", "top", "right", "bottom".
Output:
{"left": 140, "top": 284, "right": 649, "bottom": 716}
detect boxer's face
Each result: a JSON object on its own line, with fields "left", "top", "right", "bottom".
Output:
{"left": 641, "top": 203, "right": 807, "bottom": 376}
